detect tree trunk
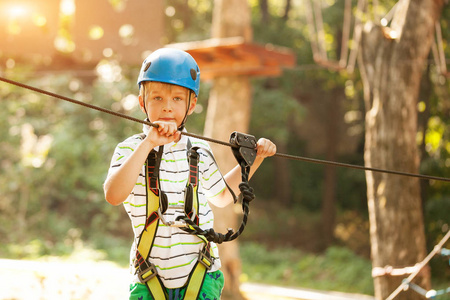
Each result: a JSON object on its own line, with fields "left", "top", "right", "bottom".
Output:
{"left": 259, "top": 0, "right": 270, "bottom": 23}
{"left": 357, "top": 0, "right": 443, "bottom": 299}
{"left": 204, "top": 77, "right": 252, "bottom": 299}
{"left": 283, "top": 0, "right": 292, "bottom": 21}
{"left": 212, "top": 0, "right": 252, "bottom": 42}
{"left": 207, "top": 1, "right": 253, "bottom": 298}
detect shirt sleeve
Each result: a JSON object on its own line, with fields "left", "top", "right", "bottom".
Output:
{"left": 106, "top": 135, "right": 143, "bottom": 179}
{"left": 198, "top": 143, "right": 227, "bottom": 200}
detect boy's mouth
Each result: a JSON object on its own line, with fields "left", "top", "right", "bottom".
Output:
{"left": 159, "top": 118, "right": 176, "bottom": 122}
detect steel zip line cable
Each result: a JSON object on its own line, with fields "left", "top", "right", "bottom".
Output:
{"left": 1, "top": 76, "right": 449, "bottom": 183}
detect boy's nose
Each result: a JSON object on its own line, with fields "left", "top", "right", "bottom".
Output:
{"left": 162, "top": 99, "right": 173, "bottom": 111}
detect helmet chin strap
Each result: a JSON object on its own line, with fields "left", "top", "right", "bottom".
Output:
{"left": 178, "top": 90, "right": 192, "bottom": 131}
{"left": 141, "top": 84, "right": 149, "bottom": 117}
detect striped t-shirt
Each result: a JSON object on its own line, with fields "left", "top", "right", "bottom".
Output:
{"left": 107, "top": 126, "right": 226, "bottom": 289}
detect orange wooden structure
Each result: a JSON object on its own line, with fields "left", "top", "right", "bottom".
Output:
{"left": 167, "top": 37, "right": 296, "bottom": 80}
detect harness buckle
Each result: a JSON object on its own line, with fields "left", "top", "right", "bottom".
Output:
{"left": 198, "top": 250, "right": 213, "bottom": 270}
{"left": 157, "top": 207, "right": 189, "bottom": 228}
{"left": 138, "top": 263, "right": 158, "bottom": 283}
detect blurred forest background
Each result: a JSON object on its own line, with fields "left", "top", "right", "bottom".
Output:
{"left": 0, "top": 0, "right": 449, "bottom": 298}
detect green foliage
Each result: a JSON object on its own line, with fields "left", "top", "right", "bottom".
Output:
{"left": 241, "top": 203, "right": 322, "bottom": 249}
{"left": 250, "top": 78, "right": 305, "bottom": 144}
{"left": 0, "top": 63, "right": 137, "bottom": 259}
{"left": 289, "top": 158, "right": 326, "bottom": 211}
{"left": 240, "top": 242, "right": 374, "bottom": 295}
{"left": 425, "top": 196, "right": 450, "bottom": 281}
{"left": 164, "top": 0, "right": 212, "bottom": 43}
{"left": 336, "top": 153, "right": 368, "bottom": 212}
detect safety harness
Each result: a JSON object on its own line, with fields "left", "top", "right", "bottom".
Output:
{"left": 134, "top": 132, "right": 257, "bottom": 299}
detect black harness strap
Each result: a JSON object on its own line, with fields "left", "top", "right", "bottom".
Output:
{"left": 176, "top": 132, "right": 257, "bottom": 244}
{"left": 185, "top": 140, "right": 200, "bottom": 225}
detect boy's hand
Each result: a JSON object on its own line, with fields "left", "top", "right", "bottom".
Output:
{"left": 145, "top": 120, "right": 180, "bottom": 147}
{"left": 256, "top": 138, "right": 277, "bottom": 158}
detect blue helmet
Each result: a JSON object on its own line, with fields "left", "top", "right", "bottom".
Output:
{"left": 137, "top": 48, "right": 200, "bottom": 96}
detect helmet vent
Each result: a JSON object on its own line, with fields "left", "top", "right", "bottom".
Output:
{"left": 144, "top": 62, "right": 152, "bottom": 72}
{"left": 190, "top": 68, "right": 197, "bottom": 81}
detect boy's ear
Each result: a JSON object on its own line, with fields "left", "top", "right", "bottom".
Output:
{"left": 187, "top": 97, "right": 198, "bottom": 115}
{"left": 138, "top": 94, "right": 146, "bottom": 113}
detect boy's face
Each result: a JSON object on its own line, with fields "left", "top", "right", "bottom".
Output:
{"left": 139, "top": 82, "right": 197, "bottom": 127}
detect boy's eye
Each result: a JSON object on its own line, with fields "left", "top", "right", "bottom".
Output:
{"left": 173, "top": 97, "right": 183, "bottom": 101}
{"left": 153, "top": 96, "right": 163, "bottom": 101}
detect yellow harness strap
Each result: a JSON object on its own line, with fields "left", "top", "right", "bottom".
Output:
{"left": 135, "top": 142, "right": 214, "bottom": 300}
{"left": 138, "top": 206, "right": 166, "bottom": 298}
{"left": 135, "top": 147, "right": 167, "bottom": 299}
{"left": 184, "top": 245, "right": 214, "bottom": 299}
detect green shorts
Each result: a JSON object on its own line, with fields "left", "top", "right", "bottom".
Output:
{"left": 129, "top": 270, "right": 224, "bottom": 300}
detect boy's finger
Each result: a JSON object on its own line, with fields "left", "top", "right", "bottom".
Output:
{"left": 256, "top": 139, "right": 277, "bottom": 157}
{"left": 157, "top": 123, "right": 165, "bottom": 132}
{"left": 269, "top": 143, "right": 277, "bottom": 155}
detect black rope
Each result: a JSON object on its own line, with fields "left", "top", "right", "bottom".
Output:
{"left": 1, "top": 76, "right": 449, "bottom": 183}
{"left": 177, "top": 163, "right": 255, "bottom": 244}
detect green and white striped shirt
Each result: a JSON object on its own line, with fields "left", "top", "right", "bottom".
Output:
{"left": 107, "top": 126, "right": 226, "bottom": 288}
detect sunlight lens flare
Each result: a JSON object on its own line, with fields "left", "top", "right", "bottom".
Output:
{"left": 32, "top": 13, "right": 47, "bottom": 27}
{"left": 60, "top": 0, "right": 75, "bottom": 16}
{"left": 89, "top": 25, "right": 104, "bottom": 40}
{"left": 8, "top": 5, "right": 28, "bottom": 18}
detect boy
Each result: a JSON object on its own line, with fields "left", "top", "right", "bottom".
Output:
{"left": 104, "top": 48, "right": 276, "bottom": 299}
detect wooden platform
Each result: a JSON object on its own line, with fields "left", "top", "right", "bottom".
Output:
{"left": 167, "top": 37, "right": 296, "bottom": 80}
